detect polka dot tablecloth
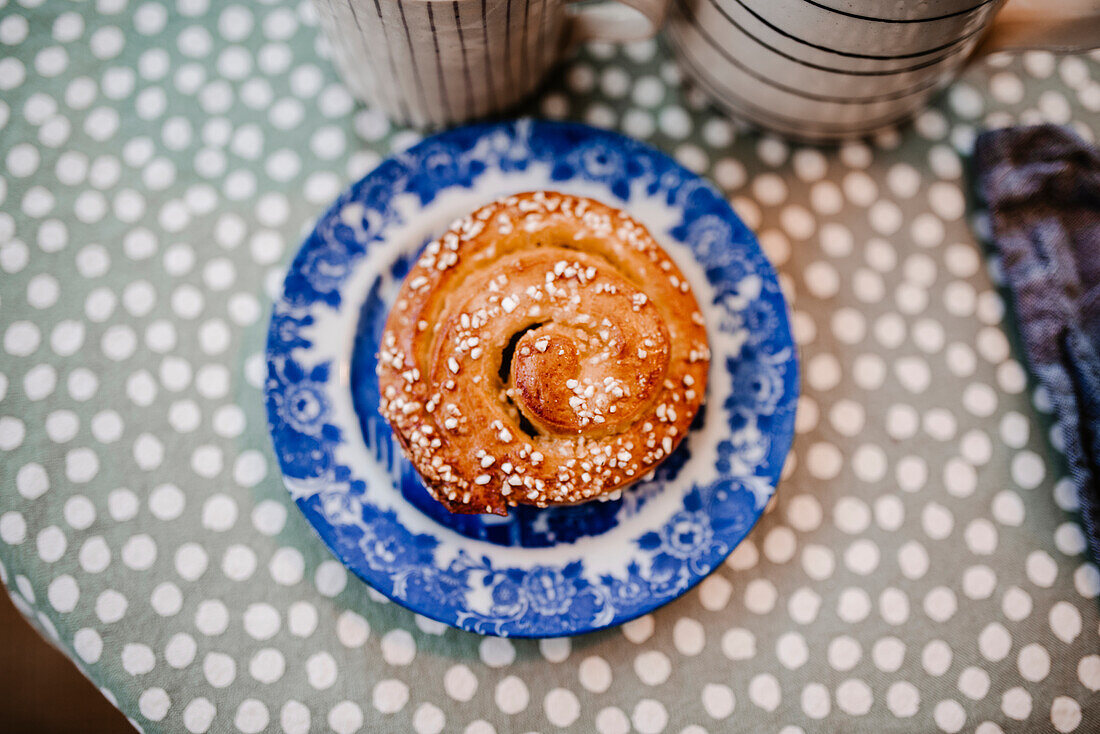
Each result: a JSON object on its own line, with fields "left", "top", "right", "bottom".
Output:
{"left": 1, "top": 2, "right": 1099, "bottom": 733}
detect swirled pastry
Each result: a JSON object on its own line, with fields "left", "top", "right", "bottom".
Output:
{"left": 378, "top": 191, "right": 710, "bottom": 515}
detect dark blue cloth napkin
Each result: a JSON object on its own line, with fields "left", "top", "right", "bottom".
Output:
{"left": 974, "top": 124, "right": 1100, "bottom": 563}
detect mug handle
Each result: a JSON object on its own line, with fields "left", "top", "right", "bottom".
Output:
{"left": 566, "top": 0, "right": 670, "bottom": 45}
{"left": 976, "top": 0, "right": 1100, "bottom": 54}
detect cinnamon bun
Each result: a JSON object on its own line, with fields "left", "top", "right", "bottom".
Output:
{"left": 378, "top": 191, "right": 710, "bottom": 514}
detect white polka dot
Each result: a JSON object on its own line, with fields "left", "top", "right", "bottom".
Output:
{"left": 801, "top": 544, "right": 835, "bottom": 581}
{"left": 776, "top": 631, "right": 808, "bottom": 669}
{"left": 1011, "top": 450, "right": 1046, "bottom": 489}
{"left": 744, "top": 578, "right": 778, "bottom": 614}
{"left": 763, "top": 526, "right": 797, "bottom": 564}
{"left": 830, "top": 312, "right": 865, "bottom": 349}
{"left": 5, "top": 320, "right": 41, "bottom": 356}
{"left": 47, "top": 574, "right": 79, "bottom": 613}
{"left": 810, "top": 180, "right": 843, "bottom": 214}
{"left": 722, "top": 628, "right": 756, "bottom": 660}
{"left": 786, "top": 494, "right": 822, "bottom": 532}
{"left": 672, "top": 617, "right": 705, "bottom": 655}
{"left": 803, "top": 263, "right": 840, "bottom": 300}
{"left": 1074, "top": 563, "right": 1099, "bottom": 597}
{"left": 95, "top": 589, "right": 128, "bottom": 623}
{"left": 100, "top": 324, "right": 138, "bottom": 361}
{"left": 1027, "top": 550, "right": 1058, "bottom": 587}
{"left": 90, "top": 410, "right": 123, "bottom": 443}
{"left": 231, "top": 451, "right": 266, "bottom": 489}
{"left": 621, "top": 614, "right": 655, "bottom": 643}
{"left": 380, "top": 628, "right": 416, "bottom": 666}
{"left": 304, "top": 560, "right": 345, "bottom": 599}
{"left": 791, "top": 147, "right": 826, "bottom": 182}
{"left": 756, "top": 137, "right": 792, "bottom": 167}
{"left": 934, "top": 699, "right": 966, "bottom": 733}
{"left": 869, "top": 200, "right": 902, "bottom": 235}
{"left": 121, "top": 534, "right": 157, "bottom": 570}
{"left": 495, "top": 675, "right": 529, "bottom": 715}
{"left": 210, "top": 406, "right": 245, "bottom": 439}
{"left": 844, "top": 539, "right": 880, "bottom": 575}
{"left": 922, "top": 502, "right": 954, "bottom": 540}
{"left": 1002, "top": 687, "right": 1032, "bottom": 720}
{"left": 79, "top": 535, "right": 111, "bottom": 574}
{"left": 897, "top": 539, "right": 930, "bottom": 579}
{"left": 697, "top": 574, "right": 732, "bottom": 611}
{"left": 235, "top": 699, "right": 269, "bottom": 734}
{"left": 151, "top": 582, "right": 183, "bottom": 617}
{"left": 996, "top": 584, "right": 1032, "bottom": 622}
{"left": 1007, "top": 411, "right": 1029, "bottom": 451}
{"left": 132, "top": 433, "right": 164, "bottom": 471}
{"left": 806, "top": 443, "right": 842, "bottom": 480}
{"left": 0, "top": 512, "right": 26, "bottom": 545}
{"left": 172, "top": 284, "right": 205, "bottom": 319}
{"left": 867, "top": 636, "right": 904, "bottom": 673}
{"left": 634, "top": 650, "right": 671, "bottom": 685}
{"left": 785, "top": 587, "right": 820, "bottom": 625}
{"left": 198, "top": 319, "right": 230, "bottom": 355}
{"left": 181, "top": 697, "right": 215, "bottom": 734}
{"left": 163, "top": 633, "right": 196, "bottom": 670}
{"left": 439, "top": 663, "right": 479, "bottom": 702}
{"left": 1079, "top": 655, "right": 1100, "bottom": 690}
{"left": 702, "top": 683, "right": 735, "bottom": 719}
{"left": 462, "top": 721, "right": 497, "bottom": 734}
{"left": 748, "top": 674, "right": 780, "bottom": 712}
{"left": 248, "top": 648, "right": 285, "bottom": 685}
{"left": 875, "top": 680, "right": 916, "bottom": 719}
{"left": 1051, "top": 696, "right": 1082, "bottom": 733}
{"left": 960, "top": 564, "right": 996, "bottom": 600}
{"left": 159, "top": 356, "right": 192, "bottom": 392}
{"left": 122, "top": 643, "right": 157, "bottom": 676}
{"left": 833, "top": 496, "right": 870, "bottom": 534}
{"left": 74, "top": 628, "right": 103, "bottom": 663}
{"left": 138, "top": 688, "right": 170, "bottom": 722}
{"left": 241, "top": 603, "right": 280, "bottom": 641}
{"left": 964, "top": 518, "right": 998, "bottom": 555}
{"left": 202, "top": 494, "right": 238, "bottom": 532}
{"left": 826, "top": 636, "right": 861, "bottom": 672}
{"left": 195, "top": 599, "right": 229, "bottom": 636}
{"left": 1015, "top": 643, "right": 1051, "bottom": 683}
{"left": 251, "top": 500, "right": 286, "bottom": 536}
{"left": 920, "top": 638, "right": 953, "bottom": 677}
{"left": 175, "top": 542, "right": 208, "bottom": 581}
{"left": 17, "top": 462, "right": 49, "bottom": 499}
{"left": 879, "top": 587, "right": 910, "bottom": 625}
{"left": 1050, "top": 601, "right": 1082, "bottom": 643}
{"left": 148, "top": 483, "right": 185, "bottom": 520}
{"left": 835, "top": 679, "right": 872, "bottom": 716}
{"left": 979, "top": 623, "right": 1011, "bottom": 661}
{"left": 951, "top": 665, "right": 990, "bottom": 703}
{"left": 23, "top": 364, "right": 57, "bottom": 402}
{"left": 44, "top": 410, "right": 78, "bottom": 443}
{"left": 306, "top": 652, "right": 339, "bottom": 690}
{"left": 203, "top": 652, "right": 236, "bottom": 688}
{"left": 799, "top": 682, "right": 830, "bottom": 719}
{"left": 543, "top": 689, "right": 579, "bottom": 728}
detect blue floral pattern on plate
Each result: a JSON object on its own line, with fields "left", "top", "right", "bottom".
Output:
{"left": 265, "top": 120, "right": 798, "bottom": 637}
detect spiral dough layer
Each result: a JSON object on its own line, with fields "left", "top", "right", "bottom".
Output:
{"left": 377, "top": 191, "right": 710, "bottom": 515}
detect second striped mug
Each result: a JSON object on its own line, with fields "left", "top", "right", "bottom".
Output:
{"left": 667, "top": 0, "right": 1100, "bottom": 140}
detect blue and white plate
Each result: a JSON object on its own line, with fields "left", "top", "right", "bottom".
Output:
{"left": 265, "top": 120, "right": 798, "bottom": 637}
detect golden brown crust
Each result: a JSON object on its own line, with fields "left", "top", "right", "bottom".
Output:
{"left": 377, "top": 191, "right": 710, "bottom": 515}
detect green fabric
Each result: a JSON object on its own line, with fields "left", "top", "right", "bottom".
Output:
{"left": 1, "top": 2, "right": 1098, "bottom": 732}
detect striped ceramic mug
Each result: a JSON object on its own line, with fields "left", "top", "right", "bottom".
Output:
{"left": 313, "top": 0, "right": 670, "bottom": 127}
{"left": 667, "top": 0, "right": 1100, "bottom": 141}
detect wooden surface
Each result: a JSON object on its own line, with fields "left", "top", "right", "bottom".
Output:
{"left": 0, "top": 591, "right": 132, "bottom": 733}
